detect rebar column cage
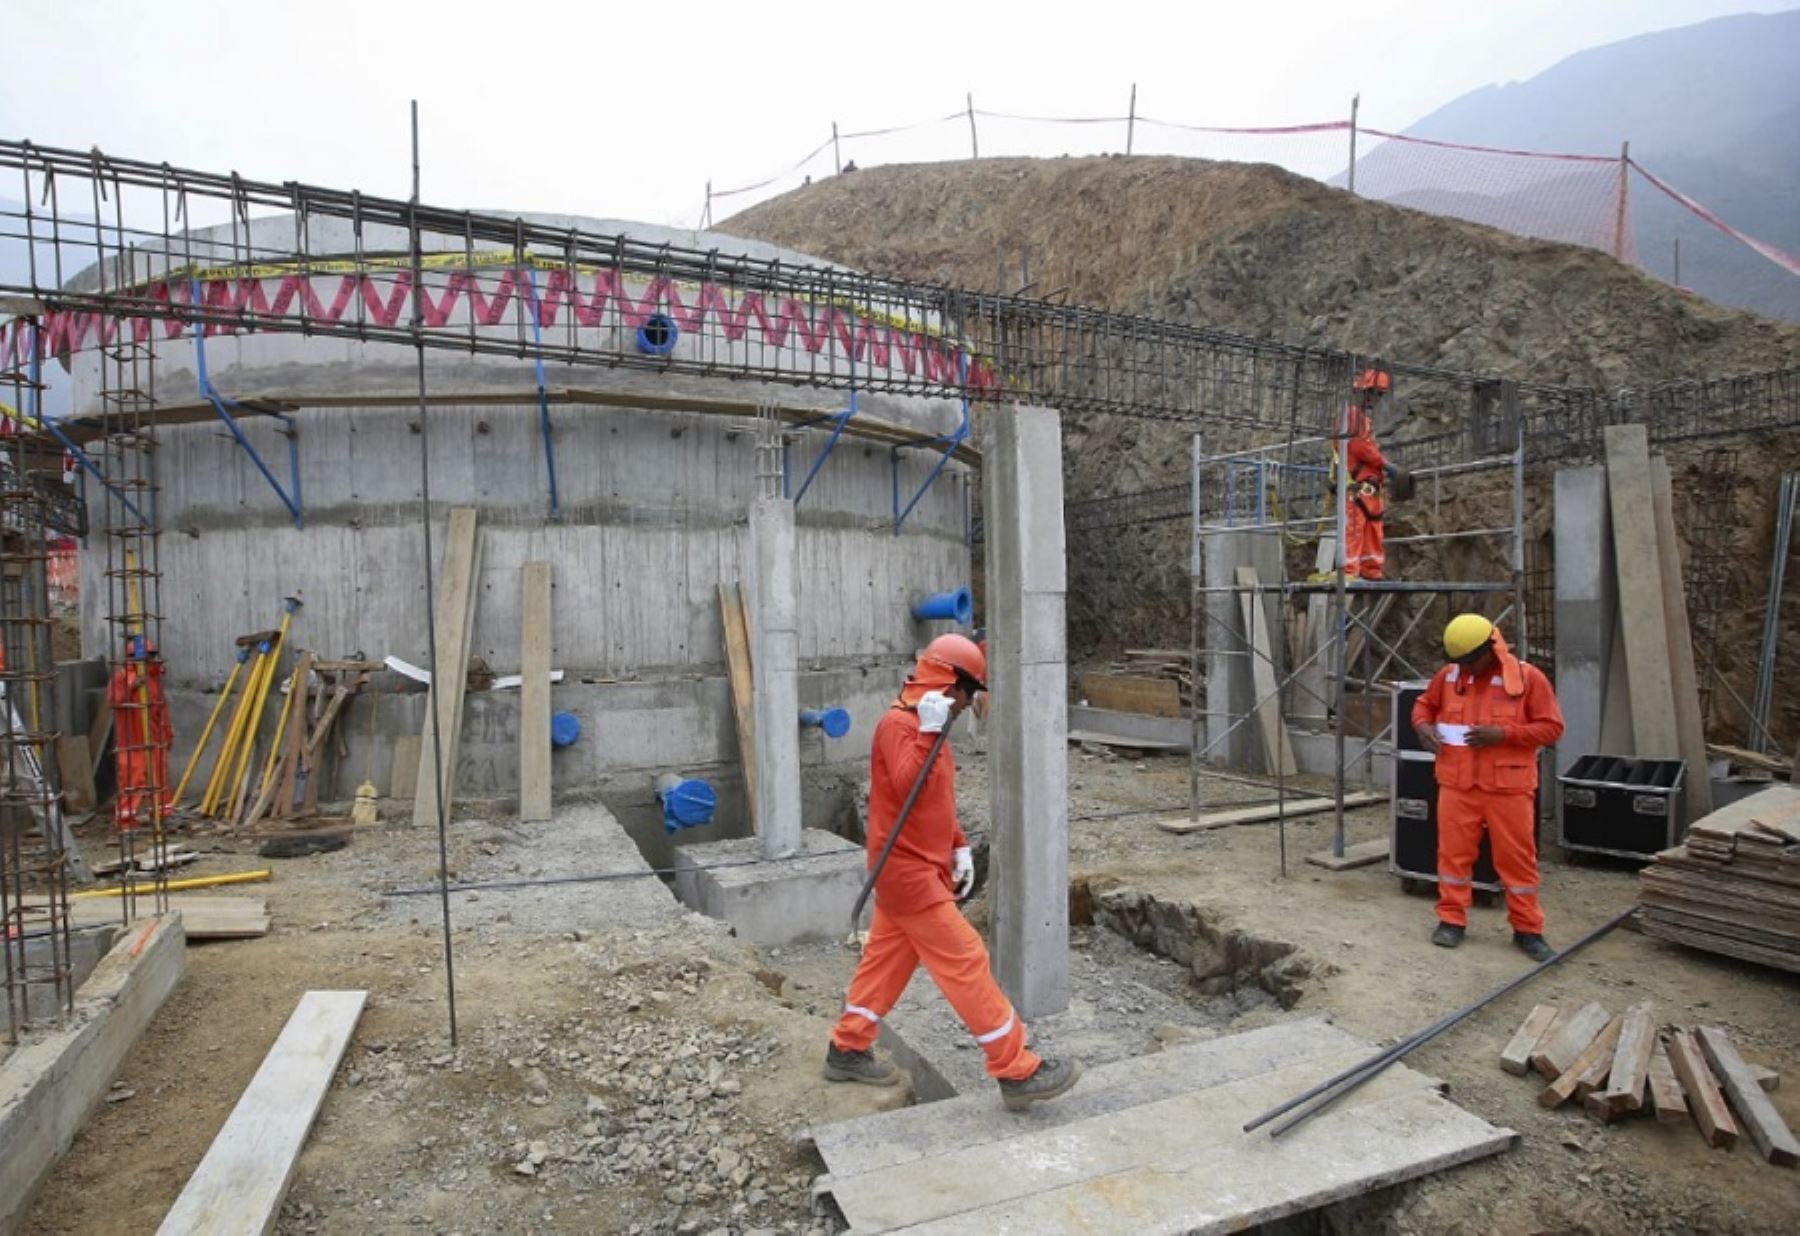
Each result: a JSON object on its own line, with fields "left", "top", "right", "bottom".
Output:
{"left": 0, "top": 426, "right": 76, "bottom": 1040}
{"left": 1185, "top": 370, "right": 1529, "bottom": 871}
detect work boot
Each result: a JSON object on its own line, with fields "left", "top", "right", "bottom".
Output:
{"left": 822, "top": 1043, "right": 900, "bottom": 1086}
{"left": 1431, "top": 922, "right": 1465, "bottom": 949}
{"left": 1514, "top": 932, "right": 1556, "bottom": 963}
{"left": 998, "top": 1057, "right": 1085, "bottom": 1112}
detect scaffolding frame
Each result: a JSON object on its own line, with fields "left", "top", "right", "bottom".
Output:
{"left": 1185, "top": 373, "right": 1529, "bottom": 872}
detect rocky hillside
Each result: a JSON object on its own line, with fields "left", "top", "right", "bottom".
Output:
{"left": 725, "top": 157, "right": 1800, "bottom": 745}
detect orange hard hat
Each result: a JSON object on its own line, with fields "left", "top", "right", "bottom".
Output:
{"left": 917, "top": 633, "right": 987, "bottom": 691}
{"left": 1352, "top": 367, "right": 1390, "bottom": 393}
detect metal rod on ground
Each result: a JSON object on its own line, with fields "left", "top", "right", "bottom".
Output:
{"left": 847, "top": 714, "right": 959, "bottom": 940}
{"left": 410, "top": 99, "right": 458, "bottom": 1049}
{"left": 1246, "top": 905, "right": 1638, "bottom": 1138}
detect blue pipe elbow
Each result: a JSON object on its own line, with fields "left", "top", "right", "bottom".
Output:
{"left": 636, "top": 313, "right": 679, "bottom": 357}
{"left": 551, "top": 712, "right": 582, "bottom": 749}
{"left": 657, "top": 776, "right": 717, "bottom": 834}
{"left": 913, "top": 588, "right": 972, "bottom": 626}
{"left": 800, "top": 707, "right": 852, "bottom": 739}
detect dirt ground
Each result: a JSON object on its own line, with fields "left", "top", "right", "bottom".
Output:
{"left": 20, "top": 749, "right": 1800, "bottom": 1235}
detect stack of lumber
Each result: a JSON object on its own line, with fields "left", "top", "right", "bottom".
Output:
{"left": 1638, "top": 785, "right": 1800, "bottom": 974}
{"left": 1086, "top": 649, "right": 1195, "bottom": 710}
{"left": 1500, "top": 1001, "right": 1796, "bottom": 1166}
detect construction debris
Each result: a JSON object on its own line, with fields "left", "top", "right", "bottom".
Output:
{"left": 1500, "top": 1004, "right": 1794, "bottom": 1165}
{"left": 1638, "top": 785, "right": 1800, "bottom": 973}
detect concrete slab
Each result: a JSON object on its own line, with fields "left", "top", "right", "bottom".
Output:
{"left": 672, "top": 828, "right": 865, "bottom": 946}
{"left": 1305, "top": 838, "right": 1389, "bottom": 871}
{"left": 1, "top": 914, "right": 186, "bottom": 1236}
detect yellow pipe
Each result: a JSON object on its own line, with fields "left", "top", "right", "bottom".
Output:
{"left": 202, "top": 646, "right": 269, "bottom": 815}
{"left": 74, "top": 868, "right": 272, "bottom": 898}
{"left": 224, "top": 603, "right": 297, "bottom": 818}
{"left": 247, "top": 662, "right": 305, "bottom": 822}
{"left": 173, "top": 653, "right": 248, "bottom": 806}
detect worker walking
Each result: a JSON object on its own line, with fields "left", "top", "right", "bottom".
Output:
{"left": 823, "top": 634, "right": 1084, "bottom": 1112}
{"left": 1413, "top": 616, "right": 1564, "bottom": 961}
{"left": 1342, "top": 368, "right": 1394, "bottom": 580}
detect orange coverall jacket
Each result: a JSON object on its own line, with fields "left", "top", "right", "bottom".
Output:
{"left": 1411, "top": 639, "right": 1564, "bottom": 794}
{"left": 865, "top": 705, "right": 967, "bottom": 916}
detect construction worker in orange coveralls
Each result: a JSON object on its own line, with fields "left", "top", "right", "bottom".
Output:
{"left": 108, "top": 635, "right": 174, "bottom": 828}
{"left": 1413, "top": 615, "right": 1564, "bottom": 962}
{"left": 823, "top": 634, "right": 1084, "bottom": 1111}
{"left": 1343, "top": 368, "right": 1394, "bottom": 580}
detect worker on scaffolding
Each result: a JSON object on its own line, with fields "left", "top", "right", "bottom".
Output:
{"left": 109, "top": 635, "right": 173, "bottom": 829}
{"left": 1340, "top": 367, "right": 1406, "bottom": 580}
{"left": 822, "top": 634, "right": 1084, "bottom": 1111}
{"left": 1413, "top": 615, "right": 1564, "bottom": 962}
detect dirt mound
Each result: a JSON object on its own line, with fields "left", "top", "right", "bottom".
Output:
{"left": 724, "top": 156, "right": 1800, "bottom": 388}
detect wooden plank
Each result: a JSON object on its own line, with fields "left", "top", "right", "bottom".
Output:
{"left": 1530, "top": 1001, "right": 1610, "bottom": 1080}
{"left": 1666, "top": 1028, "right": 1740, "bottom": 1149}
{"left": 1499, "top": 1004, "right": 1560, "bottom": 1077}
{"left": 33, "top": 895, "right": 270, "bottom": 940}
{"left": 1709, "top": 742, "right": 1795, "bottom": 775}
{"left": 719, "top": 582, "right": 758, "bottom": 829}
{"left": 157, "top": 990, "right": 367, "bottom": 1235}
{"left": 1650, "top": 459, "right": 1712, "bottom": 820}
{"left": 1156, "top": 791, "right": 1384, "bottom": 835}
{"left": 1750, "top": 804, "right": 1800, "bottom": 846}
{"left": 57, "top": 734, "right": 97, "bottom": 811}
{"left": 1749, "top": 1062, "right": 1780, "bottom": 1093}
{"left": 1599, "top": 614, "right": 1634, "bottom": 754}
{"left": 1540, "top": 1013, "right": 1622, "bottom": 1108}
{"left": 1604, "top": 425, "right": 1679, "bottom": 757}
{"left": 518, "top": 561, "right": 553, "bottom": 823}
{"left": 1695, "top": 1026, "right": 1800, "bottom": 1166}
{"left": 808, "top": 1018, "right": 1362, "bottom": 1181}
{"left": 414, "top": 509, "right": 481, "bottom": 826}
{"left": 86, "top": 693, "right": 113, "bottom": 782}
{"left": 243, "top": 652, "right": 314, "bottom": 828}
{"left": 823, "top": 1043, "right": 1490, "bottom": 1233}
{"left": 1077, "top": 672, "right": 1182, "bottom": 718}
{"left": 836, "top": 1088, "right": 1511, "bottom": 1236}
{"left": 390, "top": 735, "right": 420, "bottom": 800}
{"left": 1647, "top": 1039, "right": 1689, "bottom": 1123}
{"left": 1304, "top": 838, "right": 1389, "bottom": 871}
{"left": 269, "top": 673, "right": 311, "bottom": 821}
{"left": 1236, "top": 567, "right": 1298, "bottom": 776}
{"left": 1593, "top": 1003, "right": 1657, "bottom": 1119}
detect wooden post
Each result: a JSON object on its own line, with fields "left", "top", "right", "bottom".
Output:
{"left": 1347, "top": 95, "right": 1360, "bottom": 194}
{"left": 967, "top": 92, "right": 979, "bottom": 159}
{"left": 519, "top": 562, "right": 553, "bottom": 823}
{"left": 832, "top": 121, "right": 841, "bottom": 174}
{"left": 1126, "top": 83, "right": 1137, "bottom": 155}
{"left": 1614, "top": 141, "right": 1630, "bottom": 261}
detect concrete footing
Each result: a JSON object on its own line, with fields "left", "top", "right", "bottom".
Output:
{"left": 1, "top": 913, "right": 186, "bottom": 1235}
{"left": 0, "top": 926, "right": 121, "bottom": 1036}
{"left": 671, "top": 828, "right": 865, "bottom": 946}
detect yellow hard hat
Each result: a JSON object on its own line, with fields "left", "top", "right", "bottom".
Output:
{"left": 1443, "top": 614, "right": 1496, "bottom": 661}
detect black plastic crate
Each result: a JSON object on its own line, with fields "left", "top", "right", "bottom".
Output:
{"left": 1391, "top": 680, "right": 1432, "bottom": 754}
{"left": 1558, "top": 755, "right": 1687, "bottom": 859}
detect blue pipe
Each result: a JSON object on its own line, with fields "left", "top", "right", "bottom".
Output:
{"left": 893, "top": 350, "right": 972, "bottom": 533}
{"left": 656, "top": 773, "right": 717, "bottom": 833}
{"left": 800, "top": 707, "right": 852, "bottom": 740}
{"left": 524, "top": 268, "right": 561, "bottom": 518}
{"left": 190, "top": 282, "right": 304, "bottom": 528}
{"left": 912, "top": 588, "right": 973, "bottom": 626}
{"left": 26, "top": 321, "right": 148, "bottom": 528}
{"left": 551, "top": 712, "right": 582, "bottom": 748}
{"left": 792, "top": 390, "right": 856, "bottom": 506}
{"left": 636, "top": 313, "right": 678, "bottom": 357}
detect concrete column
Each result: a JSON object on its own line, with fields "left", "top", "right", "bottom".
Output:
{"left": 749, "top": 495, "right": 802, "bottom": 859}
{"left": 984, "top": 403, "right": 1070, "bottom": 1019}
{"left": 1203, "top": 529, "right": 1283, "bottom": 770}
{"left": 1553, "top": 466, "right": 1615, "bottom": 774}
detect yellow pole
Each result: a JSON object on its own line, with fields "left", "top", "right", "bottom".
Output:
{"left": 223, "top": 599, "right": 299, "bottom": 820}
{"left": 201, "top": 644, "right": 270, "bottom": 816}
{"left": 172, "top": 650, "right": 249, "bottom": 806}
{"left": 74, "top": 868, "right": 272, "bottom": 897}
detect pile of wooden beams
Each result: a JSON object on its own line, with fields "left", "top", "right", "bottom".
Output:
{"left": 1084, "top": 650, "right": 1196, "bottom": 710}
{"left": 1501, "top": 1001, "right": 1796, "bottom": 1166}
{"left": 1638, "top": 785, "right": 1800, "bottom": 974}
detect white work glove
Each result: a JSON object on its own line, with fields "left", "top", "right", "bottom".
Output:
{"left": 916, "top": 691, "right": 953, "bottom": 734}
{"left": 952, "top": 846, "right": 975, "bottom": 900}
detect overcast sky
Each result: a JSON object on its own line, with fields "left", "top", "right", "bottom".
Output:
{"left": 2, "top": 0, "right": 1792, "bottom": 229}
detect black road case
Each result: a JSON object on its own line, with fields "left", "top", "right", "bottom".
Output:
{"left": 1558, "top": 755, "right": 1687, "bottom": 859}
